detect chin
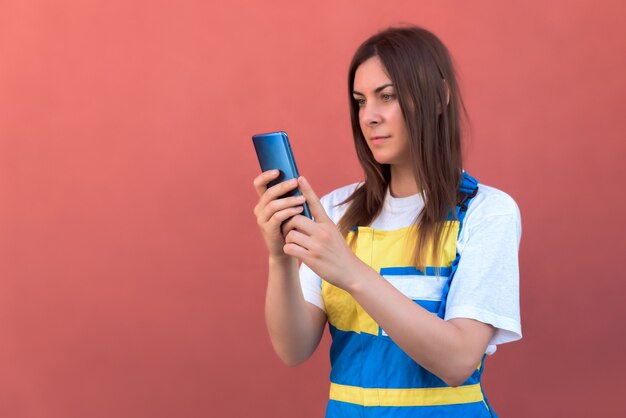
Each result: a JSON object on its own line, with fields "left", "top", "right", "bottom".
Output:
{"left": 371, "top": 153, "right": 397, "bottom": 165}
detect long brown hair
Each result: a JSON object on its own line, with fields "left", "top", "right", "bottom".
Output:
{"left": 337, "top": 26, "right": 468, "bottom": 270}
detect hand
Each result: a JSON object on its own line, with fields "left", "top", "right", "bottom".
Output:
{"left": 253, "top": 170, "right": 307, "bottom": 258}
{"left": 281, "top": 176, "right": 365, "bottom": 290}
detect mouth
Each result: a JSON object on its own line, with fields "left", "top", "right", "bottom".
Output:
{"left": 370, "top": 136, "right": 390, "bottom": 145}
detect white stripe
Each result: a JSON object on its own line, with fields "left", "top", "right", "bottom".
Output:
{"left": 381, "top": 275, "right": 446, "bottom": 301}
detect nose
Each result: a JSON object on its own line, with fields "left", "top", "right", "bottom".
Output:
{"left": 361, "top": 102, "right": 382, "bottom": 127}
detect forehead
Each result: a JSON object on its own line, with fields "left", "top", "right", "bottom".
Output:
{"left": 353, "top": 56, "right": 392, "bottom": 92}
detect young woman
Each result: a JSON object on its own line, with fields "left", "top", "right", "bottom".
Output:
{"left": 252, "top": 26, "right": 521, "bottom": 418}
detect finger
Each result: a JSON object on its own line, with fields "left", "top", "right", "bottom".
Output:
{"left": 253, "top": 169, "right": 280, "bottom": 197}
{"left": 259, "top": 178, "right": 300, "bottom": 210}
{"left": 266, "top": 206, "right": 304, "bottom": 230}
{"left": 284, "top": 229, "right": 314, "bottom": 251}
{"left": 260, "top": 194, "right": 306, "bottom": 226}
{"left": 281, "top": 213, "right": 317, "bottom": 237}
{"left": 297, "top": 176, "right": 331, "bottom": 223}
{"left": 283, "top": 241, "right": 310, "bottom": 262}
{"left": 257, "top": 191, "right": 305, "bottom": 225}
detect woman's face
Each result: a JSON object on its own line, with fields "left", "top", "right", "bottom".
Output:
{"left": 352, "top": 56, "right": 411, "bottom": 168}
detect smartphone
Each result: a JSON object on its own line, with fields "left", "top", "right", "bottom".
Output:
{"left": 252, "top": 131, "right": 312, "bottom": 219}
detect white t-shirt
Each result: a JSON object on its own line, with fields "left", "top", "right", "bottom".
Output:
{"left": 299, "top": 181, "right": 522, "bottom": 355}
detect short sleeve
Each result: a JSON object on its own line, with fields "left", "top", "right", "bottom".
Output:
{"left": 299, "top": 261, "right": 325, "bottom": 311}
{"left": 444, "top": 195, "right": 522, "bottom": 355}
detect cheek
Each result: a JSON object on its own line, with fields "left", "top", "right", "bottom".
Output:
{"left": 358, "top": 110, "right": 368, "bottom": 131}
{"left": 388, "top": 106, "right": 407, "bottom": 131}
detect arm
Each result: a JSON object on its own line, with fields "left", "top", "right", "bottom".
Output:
{"left": 346, "top": 263, "right": 494, "bottom": 387}
{"left": 282, "top": 176, "right": 497, "bottom": 386}
{"left": 264, "top": 254, "right": 326, "bottom": 366}
{"left": 253, "top": 170, "right": 326, "bottom": 367}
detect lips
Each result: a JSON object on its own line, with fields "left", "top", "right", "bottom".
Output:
{"left": 370, "top": 136, "right": 389, "bottom": 144}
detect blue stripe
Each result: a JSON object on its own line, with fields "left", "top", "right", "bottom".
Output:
{"left": 378, "top": 300, "right": 440, "bottom": 337}
{"left": 380, "top": 266, "right": 452, "bottom": 276}
{"left": 414, "top": 299, "right": 441, "bottom": 313}
{"left": 326, "top": 400, "right": 493, "bottom": 418}
{"left": 329, "top": 326, "right": 483, "bottom": 389}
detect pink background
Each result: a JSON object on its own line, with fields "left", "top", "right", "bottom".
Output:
{"left": 2, "top": 1, "right": 625, "bottom": 417}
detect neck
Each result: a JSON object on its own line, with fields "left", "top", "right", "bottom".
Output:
{"left": 389, "top": 164, "right": 419, "bottom": 197}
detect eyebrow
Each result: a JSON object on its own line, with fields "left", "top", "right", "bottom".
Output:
{"left": 352, "top": 83, "right": 394, "bottom": 96}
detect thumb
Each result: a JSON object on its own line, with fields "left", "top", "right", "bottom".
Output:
{"left": 298, "top": 176, "right": 330, "bottom": 223}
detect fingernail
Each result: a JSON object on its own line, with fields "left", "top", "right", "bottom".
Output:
{"left": 299, "top": 176, "right": 306, "bottom": 185}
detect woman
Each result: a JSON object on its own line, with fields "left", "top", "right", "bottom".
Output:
{"left": 253, "top": 26, "right": 521, "bottom": 417}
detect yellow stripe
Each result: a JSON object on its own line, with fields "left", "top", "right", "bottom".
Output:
{"left": 329, "top": 383, "right": 484, "bottom": 407}
{"left": 359, "top": 224, "right": 459, "bottom": 271}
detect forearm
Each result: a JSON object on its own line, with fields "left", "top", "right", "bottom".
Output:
{"left": 347, "top": 261, "right": 490, "bottom": 386}
{"left": 265, "top": 255, "right": 324, "bottom": 366}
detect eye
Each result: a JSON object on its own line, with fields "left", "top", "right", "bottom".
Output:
{"left": 354, "top": 97, "right": 366, "bottom": 107}
{"left": 381, "top": 93, "right": 395, "bottom": 102}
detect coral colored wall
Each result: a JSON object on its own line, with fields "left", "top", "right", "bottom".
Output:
{"left": 1, "top": 1, "right": 625, "bottom": 417}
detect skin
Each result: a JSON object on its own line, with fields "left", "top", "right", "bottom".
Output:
{"left": 253, "top": 56, "right": 495, "bottom": 387}
{"left": 352, "top": 56, "right": 415, "bottom": 197}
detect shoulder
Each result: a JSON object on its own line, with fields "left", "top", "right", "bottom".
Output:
{"left": 461, "top": 182, "right": 522, "bottom": 243}
{"left": 466, "top": 183, "right": 521, "bottom": 222}
{"left": 319, "top": 181, "right": 362, "bottom": 223}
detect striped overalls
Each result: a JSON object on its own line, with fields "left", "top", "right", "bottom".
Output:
{"left": 322, "top": 173, "right": 497, "bottom": 417}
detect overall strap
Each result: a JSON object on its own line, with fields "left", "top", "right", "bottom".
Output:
{"left": 437, "top": 172, "right": 479, "bottom": 318}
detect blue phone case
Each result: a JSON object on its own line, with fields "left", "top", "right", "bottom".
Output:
{"left": 252, "top": 131, "right": 312, "bottom": 219}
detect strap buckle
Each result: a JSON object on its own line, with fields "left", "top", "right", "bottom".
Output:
{"left": 458, "top": 187, "right": 478, "bottom": 212}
